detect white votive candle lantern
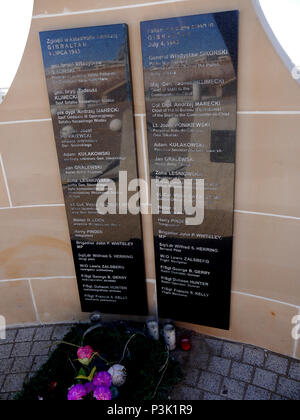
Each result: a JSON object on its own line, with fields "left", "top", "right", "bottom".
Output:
{"left": 163, "top": 323, "right": 176, "bottom": 351}
{"left": 147, "top": 319, "right": 160, "bottom": 341}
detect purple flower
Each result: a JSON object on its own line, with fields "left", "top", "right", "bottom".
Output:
{"left": 84, "top": 382, "right": 94, "bottom": 394}
{"left": 67, "top": 384, "right": 87, "bottom": 401}
{"left": 93, "top": 371, "right": 112, "bottom": 388}
{"left": 93, "top": 386, "right": 112, "bottom": 401}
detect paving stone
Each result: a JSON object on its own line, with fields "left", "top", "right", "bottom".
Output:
{"left": 208, "top": 356, "right": 231, "bottom": 376}
{"left": 49, "top": 342, "right": 59, "bottom": 355}
{"left": 0, "top": 374, "right": 5, "bottom": 389}
{"left": 52, "top": 325, "right": 72, "bottom": 341}
{"left": 0, "top": 344, "right": 13, "bottom": 359}
{"left": 277, "top": 377, "right": 300, "bottom": 400}
{"left": 198, "top": 371, "right": 222, "bottom": 394}
{"left": 27, "top": 372, "right": 36, "bottom": 381}
{"left": 0, "top": 358, "right": 14, "bottom": 374}
{"left": 203, "top": 392, "right": 226, "bottom": 400}
{"left": 222, "top": 342, "right": 244, "bottom": 362}
{"left": 271, "top": 394, "right": 289, "bottom": 401}
{"left": 30, "top": 341, "right": 52, "bottom": 356}
{"left": 187, "top": 350, "right": 209, "bottom": 370}
{"left": 0, "top": 329, "right": 17, "bottom": 344}
{"left": 265, "top": 354, "right": 289, "bottom": 376}
{"left": 172, "top": 349, "right": 190, "bottom": 365}
{"left": 34, "top": 327, "right": 53, "bottom": 342}
{"left": 11, "top": 342, "right": 32, "bottom": 357}
{"left": 31, "top": 356, "right": 48, "bottom": 372}
{"left": 243, "top": 347, "right": 265, "bottom": 367}
{"left": 253, "top": 368, "right": 278, "bottom": 392}
{"left": 231, "top": 362, "right": 253, "bottom": 383}
{"left": 289, "top": 360, "right": 300, "bottom": 381}
{"left": 11, "top": 357, "right": 34, "bottom": 374}
{"left": 186, "top": 337, "right": 210, "bottom": 369}
{"left": 192, "top": 335, "right": 210, "bottom": 352}
{"left": 183, "top": 368, "right": 200, "bottom": 387}
{"left": 221, "top": 378, "right": 246, "bottom": 400}
{"left": 244, "top": 385, "right": 271, "bottom": 400}
{"left": 15, "top": 328, "right": 36, "bottom": 343}
{"left": 172, "top": 385, "right": 203, "bottom": 400}
{"left": 204, "top": 338, "right": 223, "bottom": 356}
{"left": 2, "top": 374, "right": 26, "bottom": 393}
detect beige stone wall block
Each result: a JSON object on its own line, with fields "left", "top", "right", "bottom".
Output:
{"left": 146, "top": 280, "right": 157, "bottom": 316}
{"left": 134, "top": 116, "right": 156, "bottom": 279}
{"left": 0, "top": 281, "right": 36, "bottom": 325}
{"left": 141, "top": 214, "right": 156, "bottom": 280}
{"left": 178, "top": 292, "right": 298, "bottom": 357}
{"left": 30, "top": 277, "right": 88, "bottom": 323}
{"left": 0, "top": 22, "right": 50, "bottom": 122}
{"left": 134, "top": 116, "right": 150, "bottom": 182}
{"left": 235, "top": 115, "right": 300, "bottom": 217}
{"left": 237, "top": 5, "right": 300, "bottom": 111}
{"left": 232, "top": 213, "right": 300, "bottom": 306}
{"left": 0, "top": 122, "right": 63, "bottom": 206}
{"left": 33, "top": 0, "right": 171, "bottom": 16}
{"left": 0, "top": 207, "right": 75, "bottom": 280}
{"left": 0, "top": 165, "right": 10, "bottom": 208}
{"left": 101, "top": 313, "right": 147, "bottom": 324}
{"left": 128, "top": 22, "right": 146, "bottom": 115}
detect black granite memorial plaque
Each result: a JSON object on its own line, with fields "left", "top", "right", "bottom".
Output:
{"left": 141, "top": 11, "right": 239, "bottom": 329}
{"left": 40, "top": 24, "right": 148, "bottom": 315}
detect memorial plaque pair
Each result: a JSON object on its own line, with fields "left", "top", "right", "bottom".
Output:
{"left": 40, "top": 10, "right": 239, "bottom": 329}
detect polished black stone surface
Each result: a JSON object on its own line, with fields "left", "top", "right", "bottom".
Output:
{"left": 40, "top": 24, "right": 147, "bottom": 315}
{"left": 141, "top": 11, "right": 239, "bottom": 329}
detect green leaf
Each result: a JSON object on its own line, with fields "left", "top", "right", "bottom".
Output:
{"left": 87, "top": 367, "right": 97, "bottom": 382}
{"left": 78, "top": 368, "right": 87, "bottom": 377}
{"left": 76, "top": 375, "right": 89, "bottom": 380}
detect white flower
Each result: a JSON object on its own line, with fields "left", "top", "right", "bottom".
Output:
{"left": 108, "top": 364, "right": 127, "bottom": 387}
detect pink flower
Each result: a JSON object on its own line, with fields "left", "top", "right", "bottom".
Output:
{"left": 77, "top": 346, "right": 94, "bottom": 365}
{"left": 93, "top": 386, "right": 112, "bottom": 401}
{"left": 67, "top": 384, "right": 87, "bottom": 401}
{"left": 93, "top": 371, "right": 112, "bottom": 388}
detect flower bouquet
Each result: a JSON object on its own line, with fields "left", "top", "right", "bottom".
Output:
{"left": 16, "top": 322, "right": 182, "bottom": 401}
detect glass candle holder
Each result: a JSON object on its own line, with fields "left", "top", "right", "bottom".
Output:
{"left": 147, "top": 319, "right": 159, "bottom": 341}
{"left": 163, "top": 323, "right": 176, "bottom": 351}
{"left": 180, "top": 337, "right": 191, "bottom": 351}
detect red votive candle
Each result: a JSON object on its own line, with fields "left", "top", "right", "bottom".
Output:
{"left": 181, "top": 338, "right": 191, "bottom": 351}
{"left": 49, "top": 381, "right": 58, "bottom": 391}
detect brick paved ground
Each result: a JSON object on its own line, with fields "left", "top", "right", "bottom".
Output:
{"left": 0, "top": 324, "right": 299, "bottom": 400}
{"left": 171, "top": 334, "right": 300, "bottom": 400}
{"left": 0, "top": 324, "right": 72, "bottom": 400}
